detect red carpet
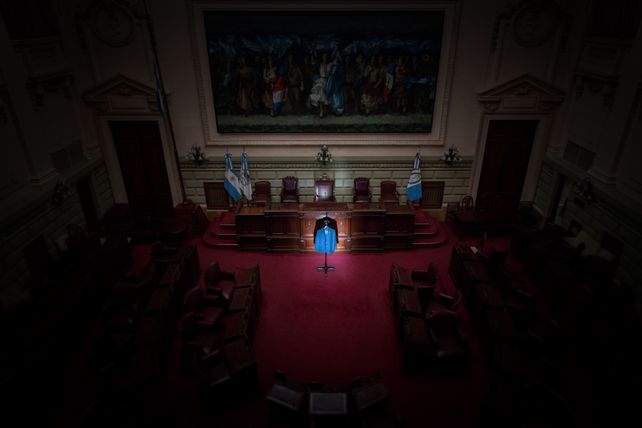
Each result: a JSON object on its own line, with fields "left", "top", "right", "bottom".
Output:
{"left": 176, "top": 222, "right": 502, "bottom": 427}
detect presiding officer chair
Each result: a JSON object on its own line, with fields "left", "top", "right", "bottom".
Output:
{"left": 379, "top": 181, "right": 399, "bottom": 204}
{"left": 252, "top": 181, "right": 271, "bottom": 206}
{"left": 313, "top": 176, "right": 336, "bottom": 202}
{"left": 353, "top": 177, "right": 372, "bottom": 203}
{"left": 280, "top": 176, "right": 299, "bottom": 203}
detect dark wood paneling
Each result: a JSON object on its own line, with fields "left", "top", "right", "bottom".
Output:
{"left": 236, "top": 203, "right": 416, "bottom": 252}
{"left": 351, "top": 208, "right": 385, "bottom": 251}
{"left": 383, "top": 205, "right": 415, "bottom": 249}
{"left": 236, "top": 207, "right": 267, "bottom": 250}
{"left": 266, "top": 209, "right": 300, "bottom": 251}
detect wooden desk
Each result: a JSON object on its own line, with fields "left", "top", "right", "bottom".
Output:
{"left": 235, "top": 203, "right": 415, "bottom": 252}
{"left": 352, "top": 382, "right": 390, "bottom": 412}
{"left": 300, "top": 203, "right": 351, "bottom": 252}
{"left": 309, "top": 392, "right": 348, "bottom": 416}
{"left": 350, "top": 206, "right": 385, "bottom": 251}
{"left": 266, "top": 383, "right": 304, "bottom": 411}
{"left": 235, "top": 206, "right": 267, "bottom": 250}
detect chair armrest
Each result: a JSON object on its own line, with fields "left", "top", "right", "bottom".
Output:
{"left": 206, "top": 286, "right": 223, "bottom": 297}
{"left": 200, "top": 348, "right": 222, "bottom": 362}
{"left": 437, "top": 292, "right": 456, "bottom": 307}
{"left": 202, "top": 294, "right": 224, "bottom": 304}
{"left": 515, "top": 288, "right": 535, "bottom": 302}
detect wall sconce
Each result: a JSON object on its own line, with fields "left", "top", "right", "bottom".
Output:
{"left": 315, "top": 144, "right": 333, "bottom": 166}
{"left": 186, "top": 145, "right": 207, "bottom": 165}
{"left": 441, "top": 145, "right": 461, "bottom": 165}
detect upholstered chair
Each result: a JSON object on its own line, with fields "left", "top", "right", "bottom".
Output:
{"left": 192, "top": 348, "right": 231, "bottom": 389}
{"left": 379, "top": 181, "right": 399, "bottom": 204}
{"left": 280, "top": 176, "right": 299, "bottom": 203}
{"left": 183, "top": 286, "right": 225, "bottom": 326}
{"left": 353, "top": 177, "right": 372, "bottom": 203}
{"left": 203, "top": 262, "right": 236, "bottom": 301}
{"left": 313, "top": 176, "right": 336, "bottom": 202}
{"left": 252, "top": 181, "right": 271, "bottom": 206}
{"left": 427, "top": 310, "right": 468, "bottom": 371}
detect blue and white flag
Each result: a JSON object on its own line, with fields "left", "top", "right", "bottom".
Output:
{"left": 224, "top": 152, "right": 242, "bottom": 202}
{"left": 407, "top": 151, "right": 423, "bottom": 202}
{"left": 239, "top": 150, "right": 252, "bottom": 201}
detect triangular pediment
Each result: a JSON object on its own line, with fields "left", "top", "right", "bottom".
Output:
{"left": 83, "top": 74, "right": 161, "bottom": 115}
{"left": 84, "top": 74, "right": 155, "bottom": 99}
{"left": 478, "top": 74, "right": 565, "bottom": 113}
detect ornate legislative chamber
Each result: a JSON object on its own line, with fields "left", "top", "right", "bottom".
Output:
{"left": 234, "top": 203, "right": 416, "bottom": 252}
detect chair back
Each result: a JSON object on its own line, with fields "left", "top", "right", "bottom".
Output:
{"left": 282, "top": 176, "right": 298, "bottom": 192}
{"left": 281, "top": 176, "right": 299, "bottom": 203}
{"left": 184, "top": 286, "right": 205, "bottom": 310}
{"left": 353, "top": 177, "right": 372, "bottom": 203}
{"left": 476, "top": 193, "right": 494, "bottom": 211}
{"left": 380, "top": 180, "right": 399, "bottom": 203}
{"left": 427, "top": 263, "right": 439, "bottom": 285}
{"left": 255, "top": 181, "right": 271, "bottom": 195}
{"left": 459, "top": 195, "right": 474, "bottom": 210}
{"left": 203, "top": 262, "right": 221, "bottom": 288}
{"left": 354, "top": 177, "right": 369, "bottom": 193}
{"left": 314, "top": 177, "right": 335, "bottom": 202}
{"left": 253, "top": 181, "right": 271, "bottom": 205}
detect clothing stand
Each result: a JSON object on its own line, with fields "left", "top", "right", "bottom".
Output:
{"left": 315, "top": 213, "right": 336, "bottom": 277}
{"left": 316, "top": 251, "right": 335, "bottom": 276}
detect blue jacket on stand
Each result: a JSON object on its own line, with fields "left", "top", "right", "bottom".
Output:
{"left": 313, "top": 216, "right": 338, "bottom": 254}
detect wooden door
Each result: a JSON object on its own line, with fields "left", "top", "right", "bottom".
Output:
{"left": 477, "top": 120, "right": 538, "bottom": 204}
{"left": 110, "top": 121, "right": 173, "bottom": 219}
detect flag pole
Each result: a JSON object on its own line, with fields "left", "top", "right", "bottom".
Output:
{"left": 143, "top": 0, "right": 186, "bottom": 202}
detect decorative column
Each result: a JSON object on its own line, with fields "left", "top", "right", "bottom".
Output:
{"left": 0, "top": 23, "right": 58, "bottom": 186}
{"left": 589, "top": 29, "right": 642, "bottom": 185}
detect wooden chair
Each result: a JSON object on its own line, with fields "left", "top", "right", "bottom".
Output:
{"left": 460, "top": 195, "right": 474, "bottom": 210}
{"left": 183, "top": 286, "right": 225, "bottom": 326}
{"left": 427, "top": 310, "right": 468, "bottom": 372}
{"left": 192, "top": 348, "right": 231, "bottom": 390}
{"left": 178, "top": 311, "right": 223, "bottom": 357}
{"left": 266, "top": 370, "right": 306, "bottom": 422}
{"left": 252, "top": 181, "right": 271, "bottom": 206}
{"left": 448, "top": 195, "right": 476, "bottom": 237}
{"left": 280, "top": 176, "right": 299, "bottom": 203}
{"left": 353, "top": 177, "right": 372, "bottom": 203}
{"left": 203, "top": 262, "right": 236, "bottom": 301}
{"left": 313, "top": 176, "right": 336, "bottom": 202}
{"left": 379, "top": 181, "right": 399, "bottom": 204}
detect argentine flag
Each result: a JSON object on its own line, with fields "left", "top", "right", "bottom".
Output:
{"left": 407, "top": 151, "right": 423, "bottom": 202}
{"left": 239, "top": 150, "right": 252, "bottom": 201}
{"left": 224, "top": 152, "right": 242, "bottom": 202}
